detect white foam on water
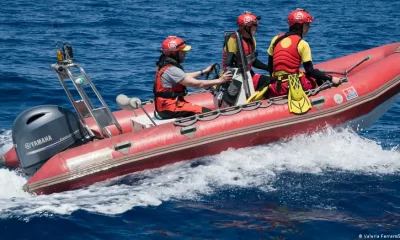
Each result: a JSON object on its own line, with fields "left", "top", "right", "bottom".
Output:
{"left": 0, "top": 127, "right": 398, "bottom": 218}
{"left": 0, "top": 130, "right": 12, "bottom": 156}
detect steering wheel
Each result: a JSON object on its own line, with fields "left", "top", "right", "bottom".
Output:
{"left": 205, "top": 63, "right": 221, "bottom": 80}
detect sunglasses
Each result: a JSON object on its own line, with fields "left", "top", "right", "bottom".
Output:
{"left": 174, "top": 40, "right": 187, "bottom": 50}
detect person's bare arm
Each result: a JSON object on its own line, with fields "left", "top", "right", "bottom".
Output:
{"left": 180, "top": 72, "right": 233, "bottom": 88}
{"left": 186, "top": 64, "right": 215, "bottom": 78}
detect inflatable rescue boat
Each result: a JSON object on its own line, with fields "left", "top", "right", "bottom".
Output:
{"left": 1, "top": 32, "right": 399, "bottom": 195}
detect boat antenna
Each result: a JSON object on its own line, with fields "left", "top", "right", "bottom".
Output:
{"left": 52, "top": 22, "right": 67, "bottom": 62}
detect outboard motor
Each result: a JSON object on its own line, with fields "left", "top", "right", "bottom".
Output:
{"left": 12, "top": 105, "right": 87, "bottom": 175}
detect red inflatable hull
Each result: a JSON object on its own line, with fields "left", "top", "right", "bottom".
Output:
{"left": 3, "top": 43, "right": 400, "bottom": 195}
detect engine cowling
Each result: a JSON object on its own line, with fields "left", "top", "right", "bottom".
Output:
{"left": 12, "top": 105, "right": 87, "bottom": 175}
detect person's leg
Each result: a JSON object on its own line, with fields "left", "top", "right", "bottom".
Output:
{"left": 300, "top": 75, "right": 317, "bottom": 90}
{"left": 158, "top": 100, "right": 210, "bottom": 119}
{"left": 254, "top": 75, "right": 271, "bottom": 91}
{"left": 252, "top": 74, "right": 262, "bottom": 90}
{"left": 268, "top": 81, "right": 289, "bottom": 98}
{"left": 269, "top": 74, "right": 317, "bottom": 97}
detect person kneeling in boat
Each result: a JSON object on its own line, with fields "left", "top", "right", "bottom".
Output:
{"left": 154, "top": 36, "right": 233, "bottom": 119}
{"left": 266, "top": 9, "right": 342, "bottom": 101}
{"left": 222, "top": 11, "right": 270, "bottom": 91}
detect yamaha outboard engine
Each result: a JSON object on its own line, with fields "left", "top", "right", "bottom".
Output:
{"left": 12, "top": 105, "right": 87, "bottom": 175}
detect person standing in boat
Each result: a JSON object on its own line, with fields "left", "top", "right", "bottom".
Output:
{"left": 266, "top": 9, "right": 342, "bottom": 97}
{"left": 221, "top": 11, "right": 270, "bottom": 92}
{"left": 154, "top": 36, "right": 233, "bottom": 119}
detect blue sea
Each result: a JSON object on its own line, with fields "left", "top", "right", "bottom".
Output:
{"left": 1, "top": 0, "right": 400, "bottom": 239}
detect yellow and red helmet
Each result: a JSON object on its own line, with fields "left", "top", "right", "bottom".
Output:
{"left": 237, "top": 11, "right": 260, "bottom": 29}
{"left": 287, "top": 8, "right": 314, "bottom": 27}
{"left": 161, "top": 36, "right": 191, "bottom": 55}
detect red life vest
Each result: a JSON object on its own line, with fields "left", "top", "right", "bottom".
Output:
{"left": 153, "top": 64, "right": 187, "bottom": 111}
{"left": 272, "top": 34, "right": 302, "bottom": 75}
{"left": 222, "top": 34, "right": 257, "bottom": 70}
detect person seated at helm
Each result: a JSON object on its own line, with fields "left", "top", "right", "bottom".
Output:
{"left": 222, "top": 11, "right": 270, "bottom": 91}
{"left": 154, "top": 36, "right": 233, "bottom": 120}
{"left": 266, "top": 8, "right": 341, "bottom": 98}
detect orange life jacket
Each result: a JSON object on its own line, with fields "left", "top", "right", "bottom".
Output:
{"left": 153, "top": 64, "right": 187, "bottom": 111}
{"left": 222, "top": 34, "right": 257, "bottom": 70}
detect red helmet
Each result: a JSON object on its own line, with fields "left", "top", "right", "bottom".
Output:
{"left": 161, "top": 36, "right": 191, "bottom": 55}
{"left": 237, "top": 11, "right": 260, "bottom": 29}
{"left": 287, "top": 8, "right": 314, "bottom": 27}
